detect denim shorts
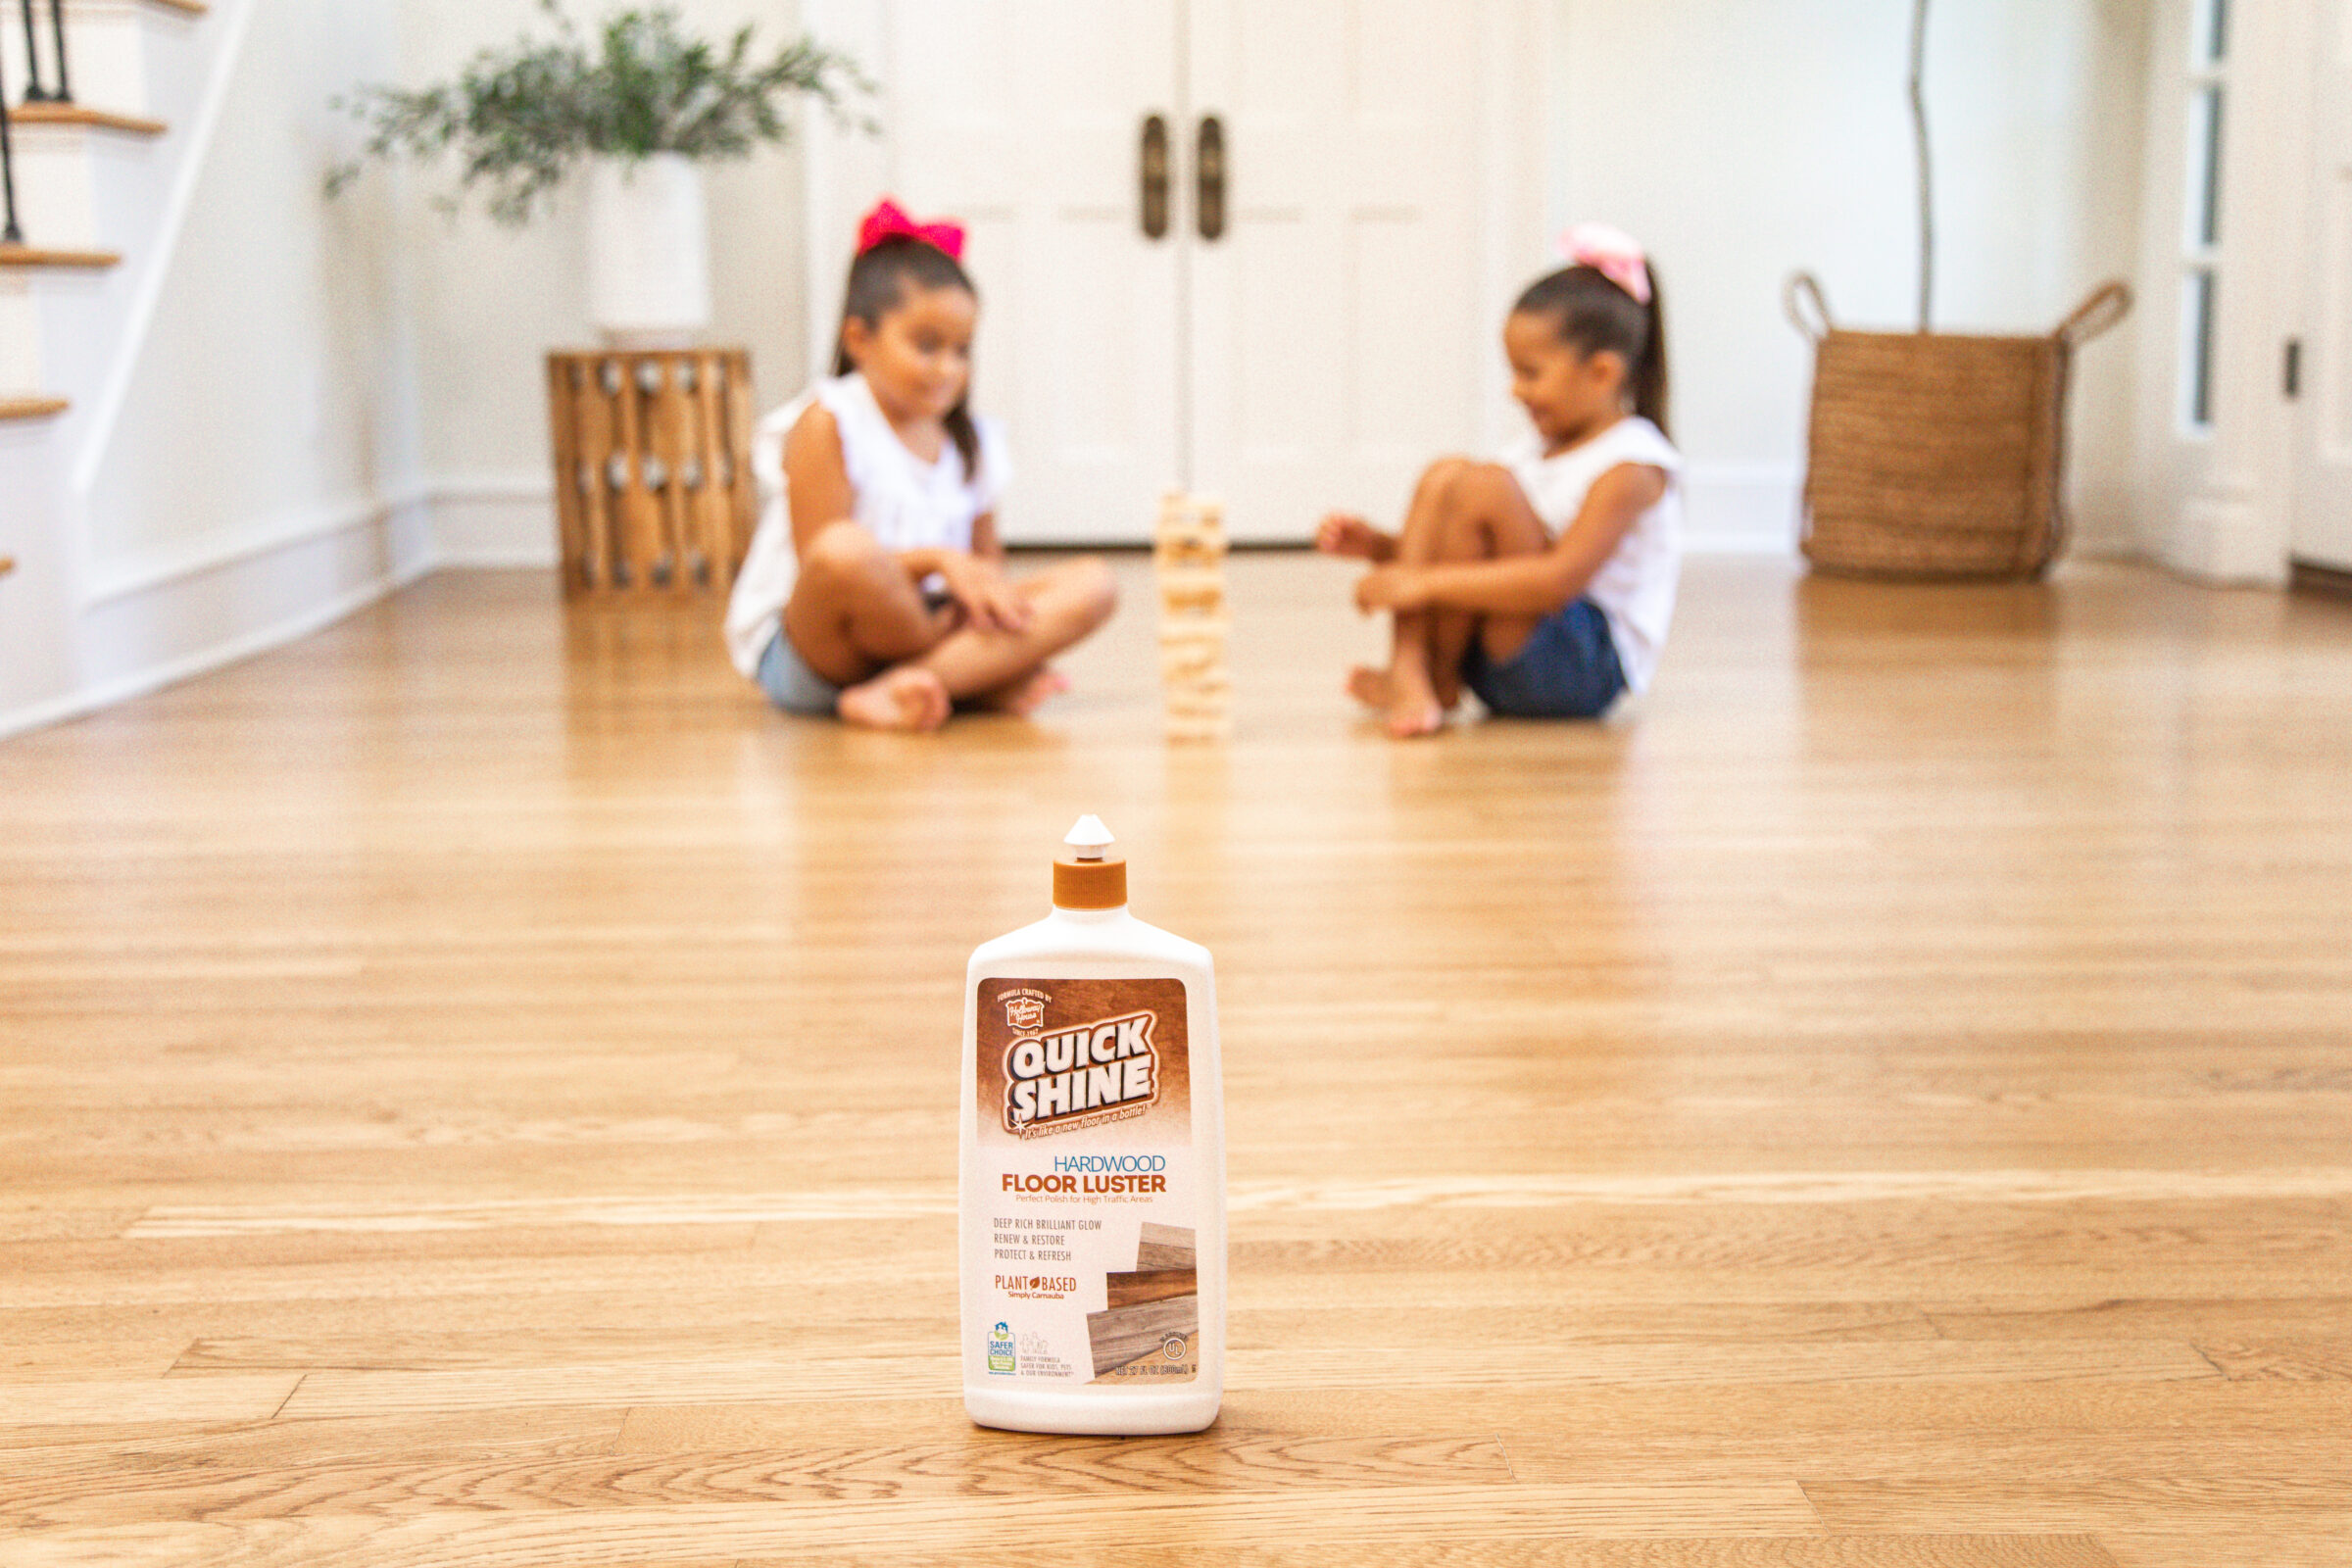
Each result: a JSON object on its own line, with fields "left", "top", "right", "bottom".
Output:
{"left": 755, "top": 629, "right": 844, "bottom": 717}
{"left": 1460, "top": 598, "right": 1628, "bottom": 719}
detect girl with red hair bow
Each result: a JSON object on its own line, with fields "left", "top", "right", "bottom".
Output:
{"left": 724, "top": 199, "right": 1116, "bottom": 730}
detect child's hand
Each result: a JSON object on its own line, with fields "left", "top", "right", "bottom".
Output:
{"left": 1353, "top": 566, "right": 1429, "bottom": 612}
{"left": 1315, "top": 513, "right": 1394, "bottom": 562}
{"left": 940, "top": 555, "right": 1034, "bottom": 633}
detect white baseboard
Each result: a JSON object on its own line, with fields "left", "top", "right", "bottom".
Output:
{"left": 430, "top": 474, "right": 559, "bottom": 567}
{"left": 2162, "top": 491, "right": 2294, "bottom": 587}
{"left": 1683, "top": 466, "right": 1800, "bottom": 556}
{"left": 80, "top": 486, "right": 431, "bottom": 606}
{"left": 0, "top": 491, "right": 434, "bottom": 742}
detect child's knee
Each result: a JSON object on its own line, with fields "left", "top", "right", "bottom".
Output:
{"left": 1442, "top": 463, "right": 1522, "bottom": 522}
{"left": 1065, "top": 557, "right": 1118, "bottom": 628}
{"left": 798, "top": 521, "right": 891, "bottom": 588}
{"left": 1418, "top": 455, "right": 1475, "bottom": 496}
{"left": 1036, "top": 557, "right": 1117, "bottom": 641}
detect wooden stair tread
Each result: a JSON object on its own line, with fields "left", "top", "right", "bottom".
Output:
{"left": 0, "top": 243, "right": 122, "bottom": 270}
{"left": 0, "top": 396, "right": 71, "bottom": 420}
{"left": 9, "top": 104, "right": 169, "bottom": 136}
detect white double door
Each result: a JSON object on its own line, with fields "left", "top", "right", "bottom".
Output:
{"left": 2292, "top": 0, "right": 2352, "bottom": 570}
{"left": 806, "top": 0, "right": 1539, "bottom": 544}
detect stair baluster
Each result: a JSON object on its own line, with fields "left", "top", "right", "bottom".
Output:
{"left": 14, "top": 0, "right": 50, "bottom": 104}
{"left": 43, "top": 0, "right": 67, "bottom": 103}
{"left": 0, "top": 93, "right": 21, "bottom": 244}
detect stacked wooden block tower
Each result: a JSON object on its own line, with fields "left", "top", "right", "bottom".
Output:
{"left": 1155, "top": 491, "right": 1232, "bottom": 741}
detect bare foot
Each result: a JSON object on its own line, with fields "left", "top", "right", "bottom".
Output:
{"left": 1346, "top": 664, "right": 1393, "bottom": 710}
{"left": 1386, "top": 661, "right": 1446, "bottom": 740}
{"left": 978, "top": 666, "right": 1073, "bottom": 716}
{"left": 836, "top": 666, "right": 952, "bottom": 732}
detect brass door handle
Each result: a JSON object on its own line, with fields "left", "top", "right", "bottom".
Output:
{"left": 1195, "top": 114, "right": 1225, "bottom": 240}
{"left": 1140, "top": 114, "right": 1170, "bottom": 239}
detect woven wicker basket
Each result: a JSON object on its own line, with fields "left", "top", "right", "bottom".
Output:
{"left": 1787, "top": 274, "right": 2131, "bottom": 580}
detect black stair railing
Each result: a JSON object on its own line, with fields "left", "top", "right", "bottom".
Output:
{"left": 1, "top": 94, "right": 21, "bottom": 244}
{"left": 4, "top": 0, "right": 68, "bottom": 245}
{"left": 15, "top": 0, "right": 70, "bottom": 105}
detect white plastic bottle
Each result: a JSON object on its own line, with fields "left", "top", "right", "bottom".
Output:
{"left": 959, "top": 816, "right": 1225, "bottom": 1435}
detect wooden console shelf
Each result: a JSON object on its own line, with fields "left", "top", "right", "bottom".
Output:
{"left": 546, "top": 348, "right": 758, "bottom": 595}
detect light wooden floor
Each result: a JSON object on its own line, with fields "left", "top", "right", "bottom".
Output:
{"left": 3, "top": 554, "right": 2349, "bottom": 1567}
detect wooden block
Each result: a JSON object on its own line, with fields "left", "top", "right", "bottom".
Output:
{"left": 1086, "top": 1293, "right": 1200, "bottom": 1377}
{"left": 1165, "top": 718, "right": 1234, "bottom": 743}
{"left": 1160, "top": 585, "right": 1229, "bottom": 617}
{"left": 1157, "top": 564, "right": 1226, "bottom": 593}
{"left": 1158, "top": 616, "right": 1231, "bottom": 642}
{"left": 1155, "top": 541, "right": 1228, "bottom": 573}
{"left": 1160, "top": 640, "right": 1223, "bottom": 667}
{"left": 1136, "top": 1223, "right": 1197, "bottom": 1269}
{"left": 1161, "top": 671, "right": 1228, "bottom": 696}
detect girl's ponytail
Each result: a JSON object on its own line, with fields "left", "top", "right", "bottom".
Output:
{"left": 1515, "top": 235, "right": 1670, "bottom": 441}
{"left": 1630, "top": 264, "right": 1669, "bottom": 440}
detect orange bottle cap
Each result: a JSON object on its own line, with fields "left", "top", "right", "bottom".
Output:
{"left": 1054, "top": 814, "right": 1127, "bottom": 908}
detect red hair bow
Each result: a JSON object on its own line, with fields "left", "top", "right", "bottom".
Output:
{"left": 857, "top": 197, "right": 966, "bottom": 261}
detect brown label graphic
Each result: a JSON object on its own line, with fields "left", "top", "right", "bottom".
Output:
{"left": 1088, "top": 1224, "right": 1200, "bottom": 1383}
{"left": 977, "top": 979, "right": 1199, "bottom": 1385}
{"left": 977, "top": 979, "right": 1191, "bottom": 1143}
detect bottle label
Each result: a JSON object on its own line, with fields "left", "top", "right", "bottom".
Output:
{"left": 969, "top": 977, "right": 1199, "bottom": 1387}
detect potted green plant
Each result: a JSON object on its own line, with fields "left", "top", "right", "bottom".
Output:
{"left": 327, "top": 2, "right": 866, "bottom": 346}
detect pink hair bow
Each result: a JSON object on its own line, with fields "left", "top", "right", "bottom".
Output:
{"left": 857, "top": 197, "right": 966, "bottom": 262}
{"left": 1557, "top": 221, "right": 1651, "bottom": 306}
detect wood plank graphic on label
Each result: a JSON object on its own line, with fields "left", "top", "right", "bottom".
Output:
{"left": 1105, "top": 1266, "right": 1197, "bottom": 1308}
{"left": 1087, "top": 1297, "right": 1200, "bottom": 1378}
{"left": 1089, "top": 1225, "right": 1200, "bottom": 1379}
{"left": 1136, "top": 1223, "right": 1197, "bottom": 1271}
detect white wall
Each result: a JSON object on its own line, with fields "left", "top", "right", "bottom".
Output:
{"left": 1550, "top": 0, "right": 2153, "bottom": 556}
{"left": 2, "top": 0, "right": 834, "bottom": 735}
{"left": 390, "top": 0, "right": 817, "bottom": 565}
{"left": 80, "top": 0, "right": 421, "bottom": 593}
{"left": 1, "top": 0, "right": 436, "bottom": 736}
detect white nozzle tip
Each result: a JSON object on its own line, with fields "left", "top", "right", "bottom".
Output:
{"left": 1063, "top": 815, "right": 1116, "bottom": 860}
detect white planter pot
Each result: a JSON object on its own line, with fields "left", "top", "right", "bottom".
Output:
{"left": 584, "top": 154, "right": 712, "bottom": 349}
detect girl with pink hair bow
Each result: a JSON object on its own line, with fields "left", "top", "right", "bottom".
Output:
{"left": 722, "top": 198, "right": 1117, "bottom": 730}
{"left": 1317, "top": 223, "right": 1682, "bottom": 737}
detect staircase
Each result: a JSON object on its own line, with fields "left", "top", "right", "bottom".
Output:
{"left": 1, "top": 0, "right": 206, "bottom": 420}
{"left": 2, "top": 0, "right": 269, "bottom": 732}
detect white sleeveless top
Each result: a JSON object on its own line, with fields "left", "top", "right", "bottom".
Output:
{"left": 723, "top": 372, "right": 1011, "bottom": 676}
{"left": 1499, "top": 415, "right": 1683, "bottom": 695}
